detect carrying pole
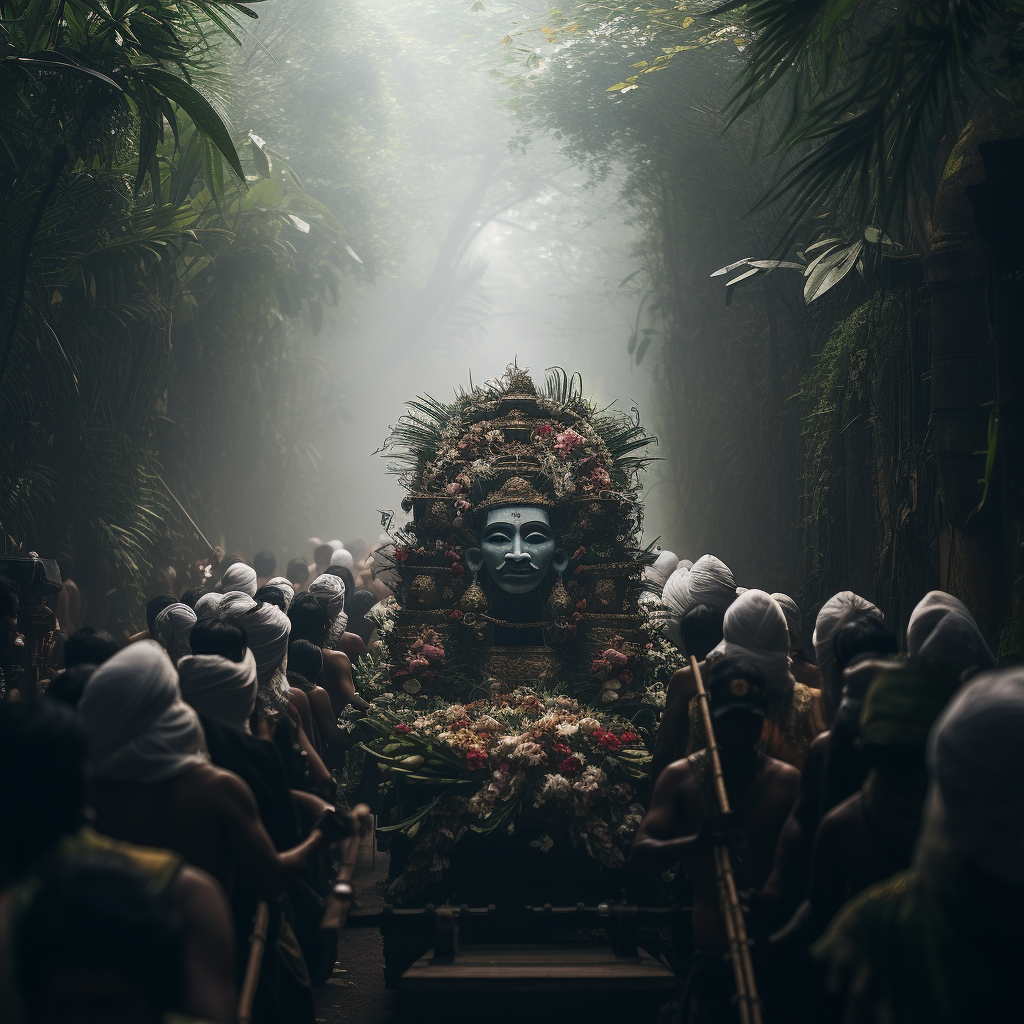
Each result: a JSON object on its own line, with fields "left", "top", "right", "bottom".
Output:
{"left": 691, "top": 655, "right": 763, "bottom": 1024}
{"left": 237, "top": 900, "right": 270, "bottom": 1024}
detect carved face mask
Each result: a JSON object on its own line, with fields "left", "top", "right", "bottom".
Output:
{"left": 467, "top": 507, "right": 568, "bottom": 595}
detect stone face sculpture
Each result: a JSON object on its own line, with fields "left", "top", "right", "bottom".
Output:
{"left": 465, "top": 506, "right": 568, "bottom": 596}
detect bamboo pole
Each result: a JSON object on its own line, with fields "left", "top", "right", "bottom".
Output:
{"left": 691, "top": 655, "right": 763, "bottom": 1024}
{"left": 237, "top": 900, "right": 270, "bottom": 1024}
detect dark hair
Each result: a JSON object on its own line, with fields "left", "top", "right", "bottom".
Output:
{"left": 189, "top": 620, "right": 247, "bottom": 662}
{"left": 0, "top": 700, "right": 87, "bottom": 882}
{"left": 706, "top": 656, "right": 769, "bottom": 717}
{"left": 46, "top": 664, "right": 95, "bottom": 709}
{"left": 146, "top": 594, "right": 178, "bottom": 634}
{"left": 64, "top": 626, "right": 119, "bottom": 668}
{"left": 288, "top": 593, "right": 329, "bottom": 647}
{"left": 254, "top": 585, "right": 288, "bottom": 612}
{"left": 16, "top": 857, "right": 185, "bottom": 1022}
{"left": 253, "top": 550, "right": 277, "bottom": 577}
{"left": 347, "top": 589, "right": 378, "bottom": 645}
{"left": 179, "top": 588, "right": 202, "bottom": 609}
{"left": 325, "top": 565, "right": 355, "bottom": 609}
{"left": 314, "top": 543, "right": 334, "bottom": 568}
{"left": 0, "top": 574, "right": 19, "bottom": 617}
{"left": 834, "top": 619, "right": 899, "bottom": 671}
{"left": 288, "top": 639, "right": 323, "bottom": 686}
{"left": 680, "top": 604, "right": 726, "bottom": 662}
{"left": 285, "top": 557, "right": 309, "bottom": 585}
{"left": 345, "top": 538, "right": 370, "bottom": 565}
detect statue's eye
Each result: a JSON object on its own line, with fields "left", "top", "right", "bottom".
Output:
{"left": 525, "top": 532, "right": 548, "bottom": 545}
{"left": 486, "top": 530, "right": 513, "bottom": 544}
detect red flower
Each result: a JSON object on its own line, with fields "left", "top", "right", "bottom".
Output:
{"left": 466, "top": 748, "right": 488, "bottom": 770}
{"left": 535, "top": 423, "right": 553, "bottom": 437}
{"left": 557, "top": 755, "right": 583, "bottom": 776}
{"left": 596, "top": 730, "right": 621, "bottom": 753}
{"left": 570, "top": 612, "right": 584, "bottom": 625}
{"left": 409, "top": 656, "right": 430, "bottom": 676}
{"left": 588, "top": 465, "right": 612, "bottom": 489}
{"left": 451, "top": 563, "right": 465, "bottom": 578}
{"left": 552, "top": 742, "right": 572, "bottom": 757}
{"left": 591, "top": 658, "right": 611, "bottom": 676}
{"left": 576, "top": 599, "right": 587, "bottom": 611}
{"left": 450, "top": 609, "right": 464, "bottom": 621}
{"left": 604, "top": 648, "right": 629, "bottom": 668}
{"left": 619, "top": 731, "right": 637, "bottom": 745}
{"left": 421, "top": 643, "right": 446, "bottom": 663}
{"left": 394, "top": 547, "right": 410, "bottom": 563}
{"left": 395, "top": 723, "right": 411, "bottom": 734}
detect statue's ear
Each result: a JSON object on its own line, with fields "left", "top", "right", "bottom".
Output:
{"left": 465, "top": 547, "right": 483, "bottom": 573}
{"left": 552, "top": 548, "right": 569, "bottom": 574}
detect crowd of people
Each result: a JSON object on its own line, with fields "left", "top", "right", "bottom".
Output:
{"left": 637, "top": 552, "right": 1020, "bottom": 1023}
{"left": 0, "top": 538, "right": 1020, "bottom": 1023}
{"left": 0, "top": 537, "right": 384, "bottom": 1024}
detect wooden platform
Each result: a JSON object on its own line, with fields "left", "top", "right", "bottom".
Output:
{"left": 401, "top": 944, "right": 676, "bottom": 993}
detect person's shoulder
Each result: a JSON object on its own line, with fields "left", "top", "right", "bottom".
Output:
{"left": 817, "top": 790, "right": 864, "bottom": 836}
{"left": 324, "top": 647, "right": 351, "bottom": 668}
{"left": 186, "top": 761, "right": 255, "bottom": 806}
{"left": 762, "top": 754, "right": 801, "bottom": 793}
{"left": 657, "top": 754, "right": 700, "bottom": 794}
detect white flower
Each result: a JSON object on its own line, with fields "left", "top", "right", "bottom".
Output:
{"left": 539, "top": 774, "right": 572, "bottom": 801}
{"left": 601, "top": 689, "right": 619, "bottom": 702}
{"left": 556, "top": 722, "right": 579, "bottom": 736}
{"left": 512, "top": 741, "right": 546, "bottom": 766}
{"left": 578, "top": 717, "right": 601, "bottom": 734}
{"left": 444, "top": 704, "right": 467, "bottom": 722}
{"left": 403, "top": 679, "right": 421, "bottom": 694}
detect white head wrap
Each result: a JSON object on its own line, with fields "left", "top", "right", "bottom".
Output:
{"left": 152, "top": 603, "right": 197, "bottom": 664}
{"left": 178, "top": 650, "right": 258, "bottom": 734}
{"left": 771, "top": 593, "right": 802, "bottom": 648}
{"left": 813, "top": 591, "right": 884, "bottom": 711}
{"left": 917, "top": 668, "right": 1024, "bottom": 886}
{"left": 713, "top": 589, "right": 794, "bottom": 694}
{"left": 645, "top": 550, "right": 679, "bottom": 590}
{"left": 264, "top": 576, "right": 295, "bottom": 611}
{"left": 308, "top": 573, "right": 348, "bottom": 636}
{"left": 194, "top": 592, "right": 225, "bottom": 623}
{"left": 328, "top": 539, "right": 344, "bottom": 552}
{"left": 662, "top": 554, "right": 739, "bottom": 618}
{"left": 329, "top": 548, "right": 354, "bottom": 569}
{"left": 217, "top": 598, "right": 291, "bottom": 715}
{"left": 907, "top": 591, "right": 995, "bottom": 679}
{"left": 220, "top": 562, "right": 257, "bottom": 597}
{"left": 79, "top": 640, "right": 207, "bottom": 783}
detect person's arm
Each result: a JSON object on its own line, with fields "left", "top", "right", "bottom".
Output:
{"left": 294, "top": 722, "right": 334, "bottom": 799}
{"left": 319, "top": 648, "right": 356, "bottom": 717}
{"left": 761, "top": 731, "right": 829, "bottom": 911}
{"left": 308, "top": 686, "right": 346, "bottom": 767}
{"left": 770, "top": 797, "right": 852, "bottom": 949}
{"left": 651, "top": 665, "right": 698, "bottom": 782}
{"left": 215, "top": 771, "right": 323, "bottom": 897}
{"left": 290, "top": 789, "right": 334, "bottom": 830}
{"left": 629, "top": 759, "right": 722, "bottom": 871}
{"left": 285, "top": 686, "right": 315, "bottom": 744}
{"left": 167, "top": 865, "right": 237, "bottom": 1024}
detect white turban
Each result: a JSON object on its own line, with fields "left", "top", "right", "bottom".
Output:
{"left": 264, "top": 576, "right": 295, "bottom": 611}
{"left": 713, "top": 589, "right": 794, "bottom": 694}
{"left": 80, "top": 640, "right": 207, "bottom": 784}
{"left": 813, "top": 591, "right": 884, "bottom": 709}
{"left": 662, "top": 554, "right": 739, "bottom": 619}
{"left": 152, "top": 603, "right": 197, "bottom": 664}
{"left": 221, "top": 562, "right": 257, "bottom": 597}
{"left": 771, "top": 593, "right": 803, "bottom": 647}
{"left": 918, "top": 668, "right": 1024, "bottom": 886}
{"left": 907, "top": 591, "right": 995, "bottom": 679}
{"left": 178, "top": 650, "right": 258, "bottom": 733}
{"left": 645, "top": 550, "right": 679, "bottom": 590}
{"left": 329, "top": 548, "right": 354, "bottom": 569}
{"left": 308, "top": 573, "right": 348, "bottom": 635}
{"left": 218, "top": 598, "right": 291, "bottom": 715}
{"left": 328, "top": 539, "right": 344, "bottom": 551}
{"left": 194, "top": 592, "right": 224, "bottom": 623}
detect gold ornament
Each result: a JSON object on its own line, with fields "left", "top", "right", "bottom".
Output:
{"left": 548, "top": 573, "right": 572, "bottom": 619}
{"left": 409, "top": 575, "right": 437, "bottom": 608}
{"left": 458, "top": 574, "right": 489, "bottom": 614}
{"left": 476, "top": 475, "right": 555, "bottom": 511}
{"left": 593, "top": 579, "right": 618, "bottom": 609}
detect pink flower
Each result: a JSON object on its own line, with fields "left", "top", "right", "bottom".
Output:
{"left": 603, "top": 648, "right": 629, "bottom": 669}
{"left": 420, "top": 643, "right": 446, "bottom": 664}
{"left": 589, "top": 466, "right": 611, "bottom": 489}
{"left": 451, "top": 563, "right": 465, "bottom": 578}
{"left": 395, "top": 722, "right": 411, "bottom": 734}
{"left": 445, "top": 481, "right": 464, "bottom": 495}
{"left": 466, "top": 748, "right": 488, "bottom": 770}
{"left": 409, "top": 656, "right": 430, "bottom": 676}
{"left": 450, "top": 609, "right": 464, "bottom": 622}
{"left": 554, "top": 428, "right": 586, "bottom": 456}
{"left": 591, "top": 658, "right": 611, "bottom": 676}
{"left": 576, "top": 599, "right": 587, "bottom": 611}
{"left": 617, "top": 669, "right": 633, "bottom": 688}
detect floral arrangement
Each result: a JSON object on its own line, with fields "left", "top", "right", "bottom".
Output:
{"left": 359, "top": 687, "right": 650, "bottom": 899}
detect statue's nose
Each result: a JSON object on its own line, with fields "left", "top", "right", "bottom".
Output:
{"left": 504, "top": 549, "right": 531, "bottom": 563}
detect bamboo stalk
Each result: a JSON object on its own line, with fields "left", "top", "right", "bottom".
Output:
{"left": 691, "top": 655, "right": 763, "bottom": 1024}
{"left": 237, "top": 900, "right": 270, "bottom": 1024}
